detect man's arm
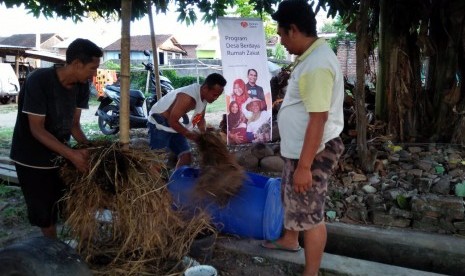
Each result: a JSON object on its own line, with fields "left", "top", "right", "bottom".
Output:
{"left": 196, "top": 110, "right": 207, "bottom": 133}
{"left": 293, "top": 111, "right": 328, "bottom": 193}
{"left": 70, "top": 109, "right": 89, "bottom": 144}
{"left": 28, "top": 114, "right": 89, "bottom": 172}
{"left": 167, "top": 93, "right": 199, "bottom": 141}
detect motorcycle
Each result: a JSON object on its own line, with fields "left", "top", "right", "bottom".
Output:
{"left": 96, "top": 51, "right": 174, "bottom": 135}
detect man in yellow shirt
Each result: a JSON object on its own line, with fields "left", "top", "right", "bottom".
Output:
{"left": 262, "top": 1, "right": 345, "bottom": 275}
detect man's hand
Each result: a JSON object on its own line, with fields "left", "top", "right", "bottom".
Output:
{"left": 68, "top": 148, "right": 89, "bottom": 173}
{"left": 184, "top": 131, "right": 200, "bottom": 142}
{"left": 293, "top": 166, "right": 313, "bottom": 193}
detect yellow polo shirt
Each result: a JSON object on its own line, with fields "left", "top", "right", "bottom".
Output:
{"left": 277, "top": 38, "right": 344, "bottom": 159}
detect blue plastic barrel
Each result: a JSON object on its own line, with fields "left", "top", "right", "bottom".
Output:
{"left": 168, "top": 166, "right": 284, "bottom": 240}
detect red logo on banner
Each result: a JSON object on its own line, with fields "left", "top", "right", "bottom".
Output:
{"left": 240, "top": 21, "right": 248, "bottom": 28}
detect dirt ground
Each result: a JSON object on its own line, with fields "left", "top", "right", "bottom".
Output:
{"left": 0, "top": 185, "right": 304, "bottom": 276}
{"left": 208, "top": 245, "right": 303, "bottom": 276}
{"left": 0, "top": 102, "right": 304, "bottom": 276}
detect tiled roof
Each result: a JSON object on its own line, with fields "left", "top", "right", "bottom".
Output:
{"left": 0, "top": 33, "right": 61, "bottom": 47}
{"left": 104, "top": 34, "right": 186, "bottom": 54}
{"left": 104, "top": 34, "right": 170, "bottom": 51}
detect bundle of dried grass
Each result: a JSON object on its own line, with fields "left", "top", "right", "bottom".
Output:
{"left": 60, "top": 141, "right": 214, "bottom": 275}
{"left": 195, "top": 132, "right": 246, "bottom": 206}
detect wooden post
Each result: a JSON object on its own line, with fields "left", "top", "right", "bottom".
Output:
{"left": 146, "top": 0, "right": 162, "bottom": 102}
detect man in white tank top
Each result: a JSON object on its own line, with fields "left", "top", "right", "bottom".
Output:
{"left": 148, "top": 73, "right": 227, "bottom": 168}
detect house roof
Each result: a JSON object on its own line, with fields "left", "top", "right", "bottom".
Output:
{"left": 0, "top": 45, "right": 65, "bottom": 63}
{"left": 104, "top": 35, "right": 187, "bottom": 54}
{"left": 0, "top": 33, "right": 62, "bottom": 47}
{"left": 181, "top": 45, "right": 198, "bottom": 59}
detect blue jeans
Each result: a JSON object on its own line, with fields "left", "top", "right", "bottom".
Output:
{"left": 148, "top": 115, "right": 190, "bottom": 156}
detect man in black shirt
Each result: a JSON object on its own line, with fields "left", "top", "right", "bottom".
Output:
{"left": 10, "top": 38, "right": 103, "bottom": 238}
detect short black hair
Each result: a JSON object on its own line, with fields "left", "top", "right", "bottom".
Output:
{"left": 204, "top": 73, "right": 227, "bottom": 88}
{"left": 247, "top": 69, "right": 258, "bottom": 76}
{"left": 66, "top": 38, "right": 103, "bottom": 64}
{"left": 271, "top": 0, "right": 317, "bottom": 37}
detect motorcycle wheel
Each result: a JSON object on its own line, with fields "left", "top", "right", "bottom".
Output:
{"left": 0, "top": 96, "right": 11, "bottom": 104}
{"left": 98, "top": 105, "right": 120, "bottom": 135}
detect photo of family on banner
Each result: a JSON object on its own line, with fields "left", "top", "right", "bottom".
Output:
{"left": 218, "top": 17, "right": 273, "bottom": 145}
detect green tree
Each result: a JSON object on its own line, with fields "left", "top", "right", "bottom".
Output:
{"left": 229, "top": 0, "right": 277, "bottom": 39}
{"left": 273, "top": 43, "right": 287, "bottom": 60}
{"left": 0, "top": 0, "right": 279, "bottom": 25}
{"left": 322, "top": 16, "right": 356, "bottom": 52}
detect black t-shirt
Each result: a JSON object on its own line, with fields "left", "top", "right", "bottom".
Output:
{"left": 10, "top": 67, "right": 89, "bottom": 168}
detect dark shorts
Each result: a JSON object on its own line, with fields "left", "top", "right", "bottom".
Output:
{"left": 281, "top": 137, "right": 344, "bottom": 231}
{"left": 148, "top": 114, "right": 191, "bottom": 157}
{"left": 15, "top": 163, "right": 66, "bottom": 228}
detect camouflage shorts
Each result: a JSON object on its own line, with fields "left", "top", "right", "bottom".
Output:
{"left": 282, "top": 137, "right": 344, "bottom": 231}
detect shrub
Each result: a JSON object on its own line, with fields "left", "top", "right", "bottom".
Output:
{"left": 162, "top": 69, "right": 205, "bottom": 89}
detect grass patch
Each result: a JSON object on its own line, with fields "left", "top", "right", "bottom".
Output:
{"left": 0, "top": 104, "right": 18, "bottom": 114}
{"left": 80, "top": 122, "right": 108, "bottom": 140}
{"left": 0, "top": 127, "right": 13, "bottom": 150}
{"left": 0, "top": 123, "right": 112, "bottom": 151}
{"left": 0, "top": 184, "right": 22, "bottom": 198}
{"left": 2, "top": 205, "right": 28, "bottom": 227}
{"left": 0, "top": 184, "right": 27, "bottom": 227}
{"left": 206, "top": 93, "right": 227, "bottom": 113}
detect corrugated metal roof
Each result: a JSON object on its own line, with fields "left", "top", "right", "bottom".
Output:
{"left": 0, "top": 45, "right": 65, "bottom": 63}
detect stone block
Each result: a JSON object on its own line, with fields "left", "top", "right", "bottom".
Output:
{"left": 411, "top": 195, "right": 465, "bottom": 220}
{"left": 431, "top": 176, "right": 452, "bottom": 195}
{"left": 235, "top": 150, "right": 259, "bottom": 170}
{"left": 371, "top": 211, "right": 411, "bottom": 228}
{"left": 259, "top": 155, "right": 284, "bottom": 172}
{"left": 389, "top": 207, "right": 413, "bottom": 219}
{"left": 412, "top": 216, "right": 439, "bottom": 232}
{"left": 414, "top": 178, "right": 433, "bottom": 193}
{"left": 250, "top": 143, "right": 274, "bottom": 159}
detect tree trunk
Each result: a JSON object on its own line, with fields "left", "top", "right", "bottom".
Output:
{"left": 450, "top": 1, "right": 465, "bottom": 144}
{"left": 119, "top": 0, "right": 132, "bottom": 148}
{"left": 380, "top": 2, "right": 420, "bottom": 142}
{"left": 428, "top": 0, "right": 465, "bottom": 142}
{"left": 356, "top": 0, "right": 375, "bottom": 172}
{"left": 375, "top": 0, "right": 388, "bottom": 120}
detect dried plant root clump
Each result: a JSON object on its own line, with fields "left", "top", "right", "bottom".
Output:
{"left": 60, "top": 141, "right": 214, "bottom": 275}
{"left": 195, "top": 132, "right": 246, "bottom": 206}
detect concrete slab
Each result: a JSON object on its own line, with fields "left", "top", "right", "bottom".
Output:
{"left": 0, "top": 163, "right": 18, "bottom": 185}
{"left": 326, "top": 222, "right": 465, "bottom": 275}
{"left": 216, "top": 237, "right": 446, "bottom": 276}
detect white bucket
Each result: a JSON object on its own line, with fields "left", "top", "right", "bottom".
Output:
{"left": 184, "top": 265, "right": 218, "bottom": 276}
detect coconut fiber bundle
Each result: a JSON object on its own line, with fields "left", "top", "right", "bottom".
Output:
{"left": 60, "top": 141, "right": 214, "bottom": 275}
{"left": 194, "top": 132, "right": 246, "bottom": 206}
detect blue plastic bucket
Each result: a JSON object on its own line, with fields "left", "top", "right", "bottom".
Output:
{"left": 168, "top": 166, "right": 283, "bottom": 240}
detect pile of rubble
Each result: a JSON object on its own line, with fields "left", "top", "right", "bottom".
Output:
{"left": 233, "top": 141, "right": 465, "bottom": 234}
{"left": 327, "top": 143, "right": 465, "bottom": 234}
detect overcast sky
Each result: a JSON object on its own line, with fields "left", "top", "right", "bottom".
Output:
{"left": 0, "top": 3, "right": 217, "bottom": 45}
{"left": 0, "top": 3, "right": 332, "bottom": 47}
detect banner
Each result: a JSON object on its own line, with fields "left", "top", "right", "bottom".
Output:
{"left": 218, "top": 17, "right": 272, "bottom": 145}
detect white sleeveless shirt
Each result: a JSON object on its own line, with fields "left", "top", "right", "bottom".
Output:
{"left": 148, "top": 83, "right": 207, "bottom": 133}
